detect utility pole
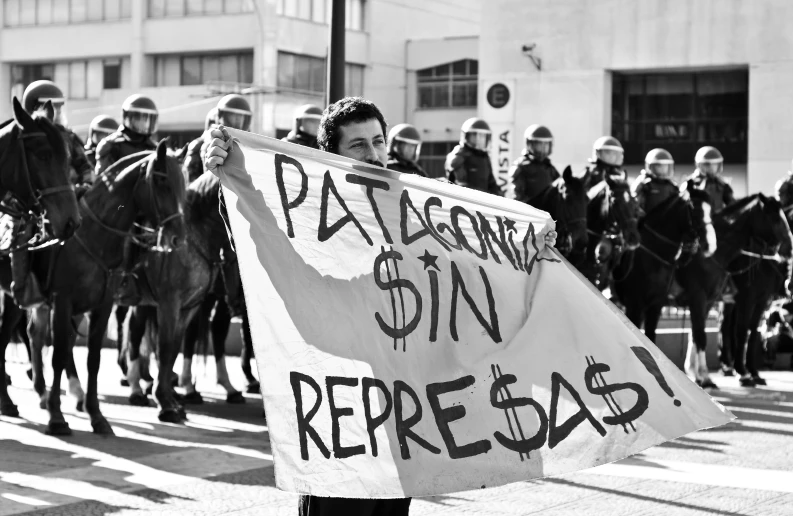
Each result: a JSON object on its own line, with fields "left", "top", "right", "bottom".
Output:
{"left": 326, "top": 0, "right": 346, "bottom": 104}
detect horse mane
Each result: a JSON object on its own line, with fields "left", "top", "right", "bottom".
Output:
{"left": 186, "top": 171, "right": 220, "bottom": 223}
{"left": 719, "top": 193, "right": 759, "bottom": 218}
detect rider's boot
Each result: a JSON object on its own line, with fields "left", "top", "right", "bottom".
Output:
{"left": 10, "top": 222, "right": 45, "bottom": 309}
{"left": 115, "top": 239, "right": 142, "bottom": 306}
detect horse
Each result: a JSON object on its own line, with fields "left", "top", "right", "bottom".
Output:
{"left": 526, "top": 166, "right": 589, "bottom": 267}
{"left": 677, "top": 193, "right": 793, "bottom": 388}
{"left": 582, "top": 174, "right": 642, "bottom": 290}
{"left": 0, "top": 140, "right": 186, "bottom": 433}
{"left": 613, "top": 189, "right": 712, "bottom": 345}
{"left": 121, "top": 171, "right": 240, "bottom": 422}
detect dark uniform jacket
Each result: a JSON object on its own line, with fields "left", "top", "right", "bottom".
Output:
{"left": 386, "top": 155, "right": 427, "bottom": 177}
{"left": 587, "top": 161, "right": 626, "bottom": 188}
{"left": 444, "top": 144, "right": 501, "bottom": 195}
{"left": 58, "top": 126, "right": 93, "bottom": 185}
{"left": 182, "top": 133, "right": 209, "bottom": 183}
{"left": 282, "top": 131, "right": 318, "bottom": 149}
{"left": 95, "top": 128, "right": 157, "bottom": 176}
{"left": 84, "top": 143, "right": 97, "bottom": 170}
{"left": 683, "top": 170, "right": 735, "bottom": 213}
{"left": 510, "top": 153, "right": 560, "bottom": 203}
{"left": 631, "top": 170, "right": 679, "bottom": 216}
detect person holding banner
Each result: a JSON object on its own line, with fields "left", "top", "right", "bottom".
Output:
{"left": 204, "top": 96, "right": 558, "bottom": 516}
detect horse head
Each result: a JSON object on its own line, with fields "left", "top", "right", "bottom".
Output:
{"left": 605, "top": 174, "right": 641, "bottom": 250}
{"left": 556, "top": 166, "right": 589, "bottom": 256}
{"left": 685, "top": 186, "right": 717, "bottom": 257}
{"left": 2, "top": 97, "right": 81, "bottom": 240}
{"left": 756, "top": 193, "right": 793, "bottom": 260}
{"left": 134, "top": 139, "right": 186, "bottom": 252}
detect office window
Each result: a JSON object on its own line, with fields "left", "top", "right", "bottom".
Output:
{"left": 12, "top": 60, "right": 103, "bottom": 100}
{"left": 149, "top": 0, "right": 253, "bottom": 17}
{"left": 417, "top": 59, "right": 477, "bottom": 109}
{"left": 87, "top": 0, "right": 103, "bottom": 20}
{"left": 611, "top": 70, "right": 749, "bottom": 164}
{"left": 277, "top": 51, "right": 364, "bottom": 96}
{"left": 3, "top": 0, "right": 130, "bottom": 25}
{"left": 154, "top": 52, "right": 254, "bottom": 86}
{"left": 87, "top": 60, "right": 103, "bottom": 98}
{"left": 103, "top": 59, "right": 121, "bottom": 89}
{"left": 419, "top": 141, "right": 456, "bottom": 179}
{"left": 37, "top": 0, "right": 52, "bottom": 23}
{"left": 68, "top": 61, "right": 86, "bottom": 99}
{"left": 70, "top": 0, "right": 87, "bottom": 22}
{"left": 19, "top": 0, "right": 36, "bottom": 24}
{"left": 346, "top": 63, "right": 364, "bottom": 97}
{"left": 4, "top": 0, "right": 19, "bottom": 26}
{"left": 277, "top": 0, "right": 365, "bottom": 29}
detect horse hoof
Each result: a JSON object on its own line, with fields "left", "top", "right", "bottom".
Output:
{"left": 700, "top": 379, "right": 718, "bottom": 389}
{"left": 226, "top": 391, "right": 246, "bottom": 404}
{"left": 752, "top": 376, "right": 767, "bottom": 386}
{"left": 75, "top": 400, "right": 84, "bottom": 413}
{"left": 182, "top": 391, "right": 203, "bottom": 405}
{"left": 739, "top": 376, "right": 756, "bottom": 387}
{"left": 0, "top": 402, "right": 19, "bottom": 417}
{"left": 91, "top": 417, "right": 115, "bottom": 436}
{"left": 45, "top": 421, "right": 72, "bottom": 436}
{"left": 721, "top": 367, "right": 735, "bottom": 377}
{"left": 129, "top": 393, "right": 150, "bottom": 407}
{"left": 245, "top": 381, "right": 260, "bottom": 394}
{"left": 158, "top": 409, "right": 183, "bottom": 424}
{"left": 120, "top": 378, "right": 130, "bottom": 387}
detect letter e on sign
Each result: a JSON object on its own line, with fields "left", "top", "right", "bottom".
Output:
{"left": 486, "top": 83, "right": 511, "bottom": 110}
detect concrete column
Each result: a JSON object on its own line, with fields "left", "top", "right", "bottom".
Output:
{"left": 129, "top": 0, "right": 145, "bottom": 89}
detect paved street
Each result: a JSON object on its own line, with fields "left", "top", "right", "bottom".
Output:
{"left": 2, "top": 343, "right": 793, "bottom": 516}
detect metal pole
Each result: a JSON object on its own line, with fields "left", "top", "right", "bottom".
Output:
{"left": 326, "top": 0, "right": 346, "bottom": 104}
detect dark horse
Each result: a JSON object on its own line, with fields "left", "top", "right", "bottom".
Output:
{"left": 526, "top": 166, "right": 589, "bottom": 267}
{"left": 0, "top": 99, "right": 82, "bottom": 416}
{"left": 613, "top": 189, "right": 712, "bottom": 344}
{"left": 122, "top": 171, "right": 241, "bottom": 422}
{"left": 1, "top": 141, "right": 186, "bottom": 433}
{"left": 677, "top": 193, "right": 793, "bottom": 387}
{"left": 582, "top": 174, "right": 642, "bottom": 290}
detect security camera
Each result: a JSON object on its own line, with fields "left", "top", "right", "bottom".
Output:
{"left": 522, "top": 44, "right": 536, "bottom": 53}
{"left": 521, "top": 44, "right": 541, "bottom": 71}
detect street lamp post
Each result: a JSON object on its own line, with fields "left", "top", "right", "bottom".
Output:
{"left": 326, "top": 0, "right": 346, "bottom": 104}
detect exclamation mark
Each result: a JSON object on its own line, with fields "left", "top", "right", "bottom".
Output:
{"left": 631, "top": 346, "right": 682, "bottom": 407}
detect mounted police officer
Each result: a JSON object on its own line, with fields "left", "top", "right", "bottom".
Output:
{"left": 510, "top": 124, "right": 559, "bottom": 203}
{"left": 386, "top": 123, "right": 426, "bottom": 176}
{"left": 283, "top": 104, "right": 321, "bottom": 148}
{"left": 95, "top": 94, "right": 159, "bottom": 176}
{"left": 683, "top": 146, "right": 735, "bottom": 213}
{"left": 632, "top": 148, "right": 679, "bottom": 216}
{"left": 445, "top": 117, "right": 502, "bottom": 195}
{"left": 182, "top": 107, "right": 219, "bottom": 183}
{"left": 588, "top": 136, "right": 627, "bottom": 187}
{"left": 84, "top": 115, "right": 119, "bottom": 169}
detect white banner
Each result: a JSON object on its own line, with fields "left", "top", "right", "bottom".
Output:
{"left": 217, "top": 129, "right": 734, "bottom": 498}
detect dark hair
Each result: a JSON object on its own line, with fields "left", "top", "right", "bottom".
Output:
{"left": 317, "top": 97, "right": 388, "bottom": 154}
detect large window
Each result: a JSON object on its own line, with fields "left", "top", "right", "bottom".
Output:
{"left": 11, "top": 59, "right": 110, "bottom": 100}
{"left": 419, "top": 141, "right": 456, "bottom": 179}
{"left": 277, "top": 51, "right": 364, "bottom": 97}
{"left": 417, "top": 59, "right": 478, "bottom": 109}
{"left": 154, "top": 52, "right": 254, "bottom": 87}
{"left": 3, "top": 0, "right": 130, "bottom": 25}
{"left": 611, "top": 70, "right": 748, "bottom": 164}
{"left": 276, "top": 0, "right": 365, "bottom": 30}
{"left": 147, "top": 0, "right": 254, "bottom": 17}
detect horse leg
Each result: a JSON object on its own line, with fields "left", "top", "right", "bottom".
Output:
{"left": 65, "top": 315, "right": 85, "bottom": 412}
{"left": 85, "top": 303, "right": 114, "bottom": 434}
{"left": 46, "top": 294, "right": 73, "bottom": 435}
{"left": 17, "top": 311, "right": 32, "bottom": 381}
{"left": 719, "top": 303, "right": 736, "bottom": 375}
{"left": 180, "top": 310, "right": 203, "bottom": 404}
{"left": 643, "top": 304, "right": 663, "bottom": 344}
{"left": 115, "top": 305, "right": 129, "bottom": 381}
{"left": 0, "top": 297, "right": 23, "bottom": 417}
{"left": 731, "top": 297, "right": 753, "bottom": 385}
{"left": 27, "top": 305, "right": 49, "bottom": 409}
{"left": 688, "top": 293, "right": 715, "bottom": 387}
{"left": 747, "top": 301, "right": 768, "bottom": 385}
{"left": 155, "top": 303, "right": 185, "bottom": 422}
{"left": 126, "top": 306, "right": 149, "bottom": 406}
{"left": 240, "top": 309, "right": 258, "bottom": 393}
{"left": 624, "top": 304, "right": 645, "bottom": 334}
{"left": 212, "top": 299, "right": 243, "bottom": 403}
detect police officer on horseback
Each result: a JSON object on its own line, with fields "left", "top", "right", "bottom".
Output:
{"left": 386, "top": 123, "right": 426, "bottom": 176}
{"left": 632, "top": 148, "right": 679, "bottom": 216}
{"left": 510, "top": 124, "right": 560, "bottom": 203}
{"left": 283, "top": 104, "right": 322, "bottom": 148}
{"left": 95, "top": 94, "right": 159, "bottom": 176}
{"left": 182, "top": 107, "right": 220, "bottom": 183}
{"left": 588, "top": 136, "right": 627, "bottom": 187}
{"left": 445, "top": 117, "right": 502, "bottom": 195}
{"left": 683, "top": 146, "right": 735, "bottom": 213}
{"left": 84, "top": 115, "right": 119, "bottom": 170}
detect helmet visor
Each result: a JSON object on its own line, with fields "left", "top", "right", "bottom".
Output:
{"left": 649, "top": 163, "right": 674, "bottom": 178}
{"left": 698, "top": 162, "right": 722, "bottom": 176}
{"left": 597, "top": 148, "right": 624, "bottom": 167}
{"left": 220, "top": 111, "right": 251, "bottom": 131}
{"left": 125, "top": 112, "right": 158, "bottom": 135}
{"left": 395, "top": 141, "right": 421, "bottom": 162}
{"left": 527, "top": 140, "right": 552, "bottom": 160}
{"left": 465, "top": 131, "right": 491, "bottom": 151}
{"left": 299, "top": 116, "right": 321, "bottom": 138}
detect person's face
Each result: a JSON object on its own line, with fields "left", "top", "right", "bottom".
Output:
{"left": 336, "top": 118, "right": 387, "bottom": 167}
{"left": 698, "top": 162, "right": 723, "bottom": 176}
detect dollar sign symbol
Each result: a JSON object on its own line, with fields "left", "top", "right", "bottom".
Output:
{"left": 490, "top": 364, "right": 548, "bottom": 460}
{"left": 585, "top": 356, "right": 649, "bottom": 433}
{"left": 374, "top": 246, "right": 423, "bottom": 351}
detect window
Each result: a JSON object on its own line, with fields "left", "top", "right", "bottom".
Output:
{"left": 611, "top": 70, "right": 749, "bottom": 164}
{"left": 3, "top": 0, "right": 131, "bottom": 25}
{"left": 147, "top": 0, "right": 254, "bottom": 17}
{"left": 11, "top": 60, "right": 111, "bottom": 100}
{"left": 103, "top": 59, "right": 121, "bottom": 89}
{"left": 419, "top": 141, "right": 456, "bottom": 179}
{"left": 417, "top": 59, "right": 477, "bottom": 109}
{"left": 277, "top": 51, "right": 365, "bottom": 96}
{"left": 154, "top": 52, "right": 254, "bottom": 86}
{"left": 277, "top": 0, "right": 366, "bottom": 30}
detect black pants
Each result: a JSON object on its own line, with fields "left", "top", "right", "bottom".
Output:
{"left": 298, "top": 496, "right": 411, "bottom": 516}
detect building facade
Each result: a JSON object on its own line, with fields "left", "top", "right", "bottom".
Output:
{"left": 0, "top": 0, "right": 479, "bottom": 149}
{"left": 479, "top": 0, "right": 793, "bottom": 196}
